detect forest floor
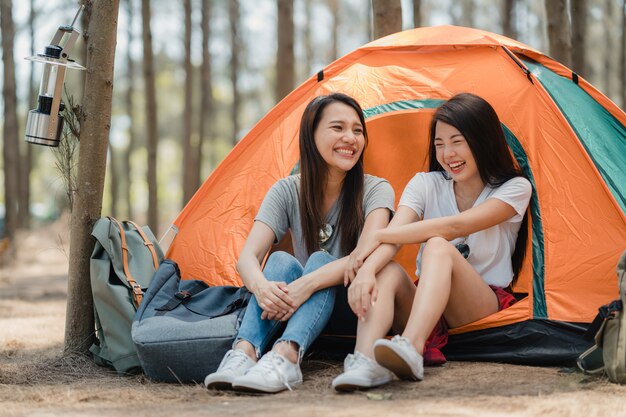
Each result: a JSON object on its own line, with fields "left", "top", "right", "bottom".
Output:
{"left": 1, "top": 217, "right": 625, "bottom": 417}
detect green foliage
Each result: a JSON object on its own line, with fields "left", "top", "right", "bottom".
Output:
{"left": 52, "top": 88, "right": 80, "bottom": 212}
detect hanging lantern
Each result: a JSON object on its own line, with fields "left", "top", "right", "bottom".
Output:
{"left": 24, "top": 8, "right": 85, "bottom": 147}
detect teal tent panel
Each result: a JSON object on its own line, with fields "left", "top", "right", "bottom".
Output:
{"left": 523, "top": 58, "right": 626, "bottom": 214}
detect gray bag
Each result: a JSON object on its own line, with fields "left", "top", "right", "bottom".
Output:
{"left": 132, "top": 259, "right": 250, "bottom": 383}
{"left": 90, "top": 217, "right": 163, "bottom": 373}
{"left": 578, "top": 250, "right": 626, "bottom": 382}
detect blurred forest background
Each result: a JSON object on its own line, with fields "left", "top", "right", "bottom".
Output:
{"left": 0, "top": 0, "right": 624, "bottom": 241}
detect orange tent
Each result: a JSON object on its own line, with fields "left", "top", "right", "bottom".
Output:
{"left": 167, "top": 26, "right": 626, "bottom": 364}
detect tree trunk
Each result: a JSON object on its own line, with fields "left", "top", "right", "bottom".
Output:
{"left": 124, "top": 0, "right": 135, "bottom": 219}
{"left": 327, "top": 0, "right": 339, "bottom": 62}
{"left": 229, "top": 0, "right": 241, "bottom": 145}
{"left": 108, "top": 143, "right": 118, "bottom": 217}
{"left": 621, "top": 0, "right": 626, "bottom": 108}
{"left": 303, "top": 0, "right": 313, "bottom": 77}
{"left": 19, "top": 0, "right": 37, "bottom": 229}
{"left": 142, "top": 0, "right": 159, "bottom": 234}
{"left": 276, "top": 0, "right": 294, "bottom": 102}
{"left": 366, "top": 0, "right": 373, "bottom": 41}
{"left": 65, "top": 0, "right": 120, "bottom": 354}
{"left": 461, "top": 0, "right": 474, "bottom": 27}
{"left": 503, "top": 0, "right": 517, "bottom": 39}
{"left": 372, "top": 0, "right": 402, "bottom": 40}
{"left": 199, "top": 0, "right": 215, "bottom": 173}
{"left": 545, "top": 0, "right": 571, "bottom": 67}
{"left": 1, "top": 0, "right": 21, "bottom": 241}
{"left": 413, "top": 0, "right": 421, "bottom": 28}
{"left": 181, "top": 0, "right": 196, "bottom": 205}
{"left": 570, "top": 0, "right": 586, "bottom": 76}
{"left": 604, "top": 0, "right": 613, "bottom": 97}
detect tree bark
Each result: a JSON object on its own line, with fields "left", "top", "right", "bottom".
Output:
{"left": 142, "top": 0, "right": 159, "bottom": 234}
{"left": 303, "top": 0, "right": 313, "bottom": 77}
{"left": 413, "top": 0, "right": 421, "bottom": 28}
{"left": 461, "top": 0, "right": 474, "bottom": 27}
{"left": 199, "top": 0, "right": 215, "bottom": 173}
{"left": 181, "top": 0, "right": 196, "bottom": 205}
{"left": 327, "top": 0, "right": 339, "bottom": 62}
{"left": 229, "top": 0, "right": 241, "bottom": 145}
{"left": 372, "top": 0, "right": 402, "bottom": 40}
{"left": 570, "top": 0, "right": 586, "bottom": 76}
{"left": 19, "top": 0, "right": 37, "bottom": 229}
{"left": 108, "top": 143, "right": 118, "bottom": 217}
{"left": 1, "top": 0, "right": 21, "bottom": 241}
{"left": 604, "top": 0, "right": 613, "bottom": 96}
{"left": 65, "top": 0, "right": 120, "bottom": 354}
{"left": 621, "top": 0, "right": 626, "bottom": 108}
{"left": 124, "top": 0, "right": 135, "bottom": 219}
{"left": 545, "top": 0, "right": 571, "bottom": 67}
{"left": 276, "top": 0, "right": 294, "bottom": 102}
{"left": 503, "top": 0, "right": 517, "bottom": 39}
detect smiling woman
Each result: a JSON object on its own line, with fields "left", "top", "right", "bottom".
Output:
{"left": 203, "top": 93, "right": 395, "bottom": 394}
{"left": 332, "top": 93, "right": 532, "bottom": 391}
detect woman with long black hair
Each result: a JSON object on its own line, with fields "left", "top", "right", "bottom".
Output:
{"left": 333, "top": 93, "right": 531, "bottom": 391}
{"left": 205, "top": 93, "right": 394, "bottom": 393}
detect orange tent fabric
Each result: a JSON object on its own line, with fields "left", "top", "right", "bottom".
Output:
{"left": 167, "top": 26, "right": 626, "bottom": 346}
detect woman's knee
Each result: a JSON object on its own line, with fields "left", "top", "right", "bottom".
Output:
{"left": 263, "top": 251, "right": 302, "bottom": 282}
{"left": 422, "top": 236, "right": 456, "bottom": 260}
{"left": 304, "top": 250, "right": 335, "bottom": 271}
{"left": 377, "top": 262, "right": 410, "bottom": 291}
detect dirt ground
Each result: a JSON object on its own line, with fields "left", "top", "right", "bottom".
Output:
{"left": 1, "top": 219, "right": 625, "bottom": 417}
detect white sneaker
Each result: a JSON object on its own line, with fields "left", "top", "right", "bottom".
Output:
{"left": 232, "top": 351, "right": 303, "bottom": 393}
{"left": 204, "top": 349, "right": 255, "bottom": 390}
{"left": 331, "top": 351, "right": 394, "bottom": 392}
{"left": 374, "top": 335, "right": 424, "bottom": 381}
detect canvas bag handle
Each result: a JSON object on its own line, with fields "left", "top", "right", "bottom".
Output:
{"left": 107, "top": 217, "right": 146, "bottom": 308}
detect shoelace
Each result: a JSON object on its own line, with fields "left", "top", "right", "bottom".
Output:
{"left": 391, "top": 335, "right": 413, "bottom": 348}
{"left": 221, "top": 350, "right": 250, "bottom": 371}
{"left": 346, "top": 352, "right": 369, "bottom": 371}
{"left": 255, "top": 352, "right": 294, "bottom": 391}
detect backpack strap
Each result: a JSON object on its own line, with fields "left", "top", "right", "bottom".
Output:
{"left": 582, "top": 300, "right": 623, "bottom": 341}
{"left": 124, "top": 220, "right": 160, "bottom": 271}
{"left": 107, "top": 216, "right": 144, "bottom": 309}
{"left": 155, "top": 281, "right": 208, "bottom": 313}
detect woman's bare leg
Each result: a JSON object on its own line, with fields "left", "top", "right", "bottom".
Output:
{"left": 402, "top": 237, "right": 499, "bottom": 354}
{"left": 354, "top": 262, "right": 416, "bottom": 357}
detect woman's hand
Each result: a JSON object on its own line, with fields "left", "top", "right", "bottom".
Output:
{"left": 254, "top": 280, "right": 294, "bottom": 319}
{"left": 266, "top": 277, "right": 315, "bottom": 322}
{"left": 348, "top": 268, "right": 378, "bottom": 321}
{"left": 344, "top": 233, "right": 381, "bottom": 286}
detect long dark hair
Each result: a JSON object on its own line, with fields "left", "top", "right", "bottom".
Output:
{"left": 428, "top": 93, "right": 528, "bottom": 283}
{"left": 299, "top": 93, "right": 367, "bottom": 256}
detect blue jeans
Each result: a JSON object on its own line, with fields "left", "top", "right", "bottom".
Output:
{"left": 235, "top": 251, "right": 338, "bottom": 361}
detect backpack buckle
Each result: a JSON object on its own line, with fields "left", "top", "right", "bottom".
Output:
{"left": 175, "top": 291, "right": 192, "bottom": 301}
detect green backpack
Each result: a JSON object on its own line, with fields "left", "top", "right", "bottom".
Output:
{"left": 90, "top": 217, "right": 163, "bottom": 374}
{"left": 578, "top": 250, "right": 626, "bottom": 382}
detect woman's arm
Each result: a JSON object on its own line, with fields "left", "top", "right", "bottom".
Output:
{"left": 273, "top": 208, "right": 392, "bottom": 321}
{"left": 347, "top": 206, "right": 419, "bottom": 319}
{"left": 236, "top": 221, "right": 295, "bottom": 315}
{"left": 376, "top": 198, "right": 518, "bottom": 246}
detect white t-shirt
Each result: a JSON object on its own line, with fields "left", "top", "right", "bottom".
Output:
{"left": 398, "top": 172, "right": 532, "bottom": 288}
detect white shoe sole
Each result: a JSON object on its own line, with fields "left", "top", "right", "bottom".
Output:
{"left": 374, "top": 341, "right": 423, "bottom": 381}
{"left": 332, "top": 375, "right": 392, "bottom": 392}
{"left": 205, "top": 379, "right": 234, "bottom": 390}
{"left": 232, "top": 378, "right": 303, "bottom": 394}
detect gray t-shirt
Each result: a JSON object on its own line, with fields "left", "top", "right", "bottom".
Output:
{"left": 255, "top": 174, "right": 395, "bottom": 265}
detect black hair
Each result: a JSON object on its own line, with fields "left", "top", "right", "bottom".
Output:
{"left": 428, "top": 93, "right": 529, "bottom": 283}
{"left": 299, "top": 93, "right": 367, "bottom": 256}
